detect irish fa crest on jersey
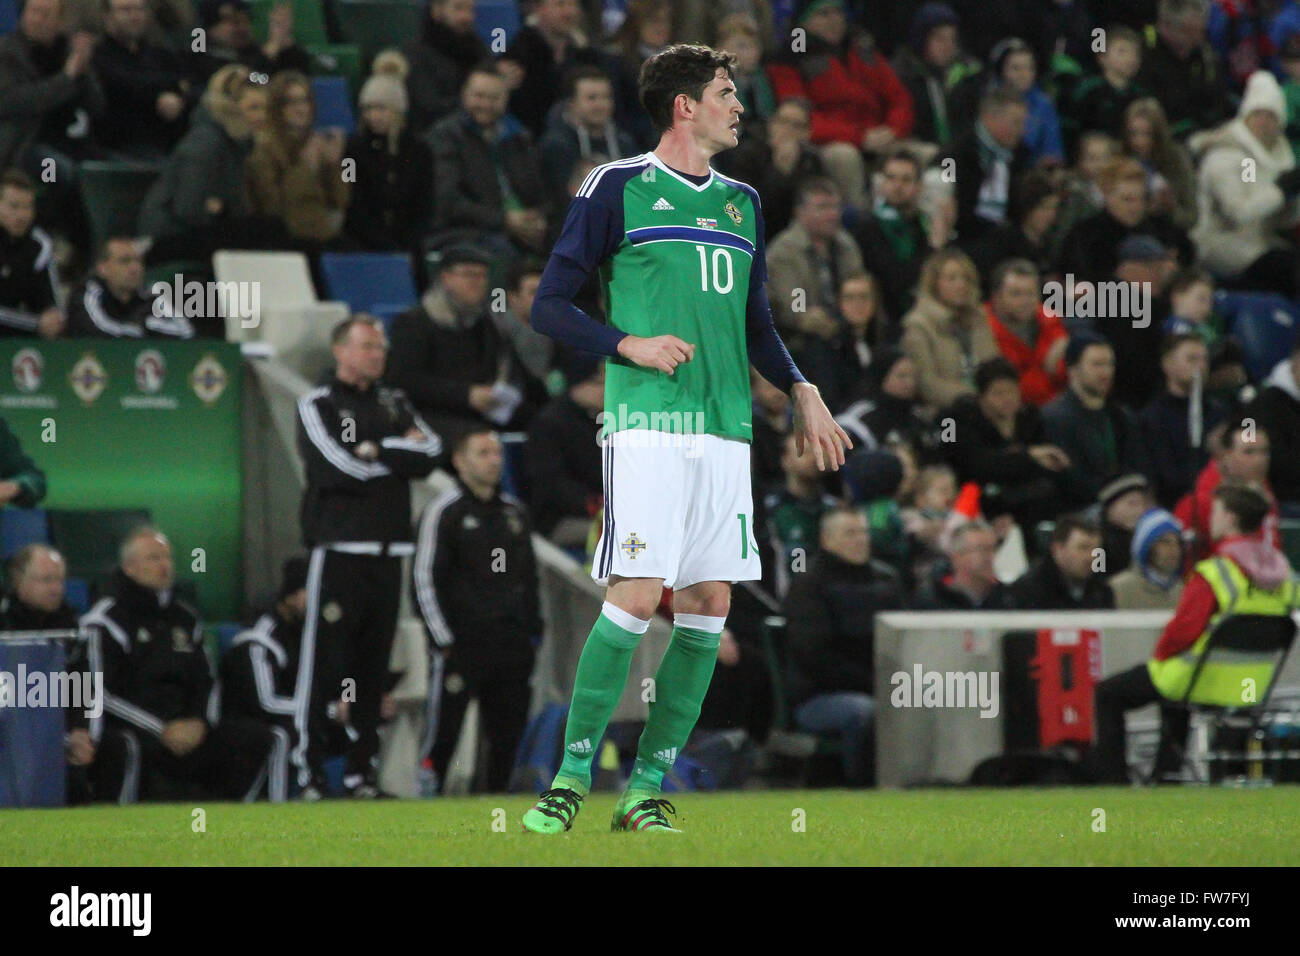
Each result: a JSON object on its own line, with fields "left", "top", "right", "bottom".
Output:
{"left": 724, "top": 201, "right": 743, "bottom": 225}
{"left": 621, "top": 533, "right": 647, "bottom": 559}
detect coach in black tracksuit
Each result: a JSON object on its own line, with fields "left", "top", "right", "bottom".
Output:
{"left": 65, "top": 238, "right": 194, "bottom": 339}
{"left": 0, "top": 171, "right": 61, "bottom": 337}
{"left": 219, "top": 557, "right": 310, "bottom": 803}
{"left": 79, "top": 528, "right": 272, "bottom": 803}
{"left": 296, "top": 315, "right": 441, "bottom": 797}
{"left": 414, "top": 427, "right": 541, "bottom": 793}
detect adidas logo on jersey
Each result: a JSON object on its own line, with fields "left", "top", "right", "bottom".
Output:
{"left": 568, "top": 738, "right": 593, "bottom": 756}
{"left": 653, "top": 748, "right": 678, "bottom": 764}
{"left": 651, "top": 197, "right": 674, "bottom": 210}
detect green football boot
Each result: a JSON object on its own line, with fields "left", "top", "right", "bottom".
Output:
{"left": 521, "top": 788, "right": 584, "bottom": 834}
{"left": 611, "top": 796, "right": 682, "bottom": 833}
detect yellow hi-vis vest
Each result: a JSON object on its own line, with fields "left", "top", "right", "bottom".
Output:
{"left": 1147, "top": 556, "right": 1299, "bottom": 706}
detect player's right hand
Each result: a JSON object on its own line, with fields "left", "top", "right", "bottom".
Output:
{"left": 617, "top": 334, "right": 695, "bottom": 375}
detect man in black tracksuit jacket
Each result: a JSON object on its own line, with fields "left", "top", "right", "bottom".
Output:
{"left": 295, "top": 315, "right": 441, "bottom": 797}
{"left": 65, "top": 237, "right": 194, "bottom": 338}
{"left": 219, "top": 557, "right": 310, "bottom": 803}
{"left": 0, "top": 170, "right": 61, "bottom": 337}
{"left": 414, "top": 427, "right": 541, "bottom": 793}
{"left": 79, "top": 528, "right": 272, "bottom": 803}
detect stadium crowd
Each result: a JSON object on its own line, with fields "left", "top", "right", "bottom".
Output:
{"left": 2, "top": 0, "right": 1300, "bottom": 797}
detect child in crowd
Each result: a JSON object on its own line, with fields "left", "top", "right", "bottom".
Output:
{"left": 1162, "top": 267, "right": 1222, "bottom": 348}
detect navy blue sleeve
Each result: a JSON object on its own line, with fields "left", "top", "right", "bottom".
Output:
{"left": 530, "top": 185, "right": 628, "bottom": 357}
{"left": 743, "top": 187, "right": 806, "bottom": 393}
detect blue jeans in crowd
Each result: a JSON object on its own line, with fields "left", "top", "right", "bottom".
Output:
{"left": 793, "top": 692, "right": 875, "bottom": 786}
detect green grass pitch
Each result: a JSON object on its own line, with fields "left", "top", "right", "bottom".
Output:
{"left": 4, "top": 787, "right": 1298, "bottom": 866}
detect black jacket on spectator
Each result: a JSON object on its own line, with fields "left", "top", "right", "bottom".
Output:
{"left": 913, "top": 573, "right": 1016, "bottom": 610}
{"left": 1139, "top": 387, "right": 1225, "bottom": 509}
{"left": 1055, "top": 209, "right": 1191, "bottom": 284}
{"left": 502, "top": 25, "right": 602, "bottom": 139}
{"left": 937, "top": 127, "right": 1031, "bottom": 245}
{"left": 429, "top": 109, "right": 551, "bottom": 238}
{"left": 853, "top": 205, "right": 928, "bottom": 323}
{"left": 296, "top": 374, "right": 441, "bottom": 548}
{"left": 1041, "top": 387, "right": 1151, "bottom": 507}
{"left": 401, "top": 16, "right": 490, "bottom": 138}
{"left": 66, "top": 276, "right": 194, "bottom": 339}
{"left": 344, "top": 125, "right": 435, "bottom": 253}
{"left": 412, "top": 476, "right": 541, "bottom": 677}
{"left": 137, "top": 109, "right": 252, "bottom": 241}
{"left": 388, "top": 286, "right": 538, "bottom": 442}
{"left": 538, "top": 109, "right": 638, "bottom": 207}
{"left": 220, "top": 609, "right": 299, "bottom": 722}
{"left": 835, "top": 390, "right": 934, "bottom": 458}
{"left": 1136, "top": 32, "right": 1230, "bottom": 140}
{"left": 80, "top": 569, "right": 210, "bottom": 736}
{"left": 92, "top": 33, "right": 190, "bottom": 156}
{"left": 0, "top": 225, "right": 57, "bottom": 335}
{"left": 1248, "top": 368, "right": 1300, "bottom": 506}
{"left": 941, "top": 394, "right": 1060, "bottom": 527}
{"left": 524, "top": 393, "right": 601, "bottom": 537}
{"left": 967, "top": 221, "right": 1053, "bottom": 294}
{"left": 1104, "top": 288, "right": 1172, "bottom": 411}
{"left": 782, "top": 550, "right": 905, "bottom": 707}
{"left": 1008, "top": 556, "right": 1115, "bottom": 610}
{"left": 0, "top": 29, "right": 105, "bottom": 167}
{"left": 716, "top": 136, "right": 827, "bottom": 241}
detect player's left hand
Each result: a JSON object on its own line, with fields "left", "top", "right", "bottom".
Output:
{"left": 791, "top": 382, "right": 852, "bottom": 472}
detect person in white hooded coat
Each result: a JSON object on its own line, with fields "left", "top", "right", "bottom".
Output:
{"left": 1189, "top": 70, "right": 1300, "bottom": 298}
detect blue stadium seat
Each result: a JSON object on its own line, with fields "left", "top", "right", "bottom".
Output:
{"left": 1, "top": 508, "right": 48, "bottom": 559}
{"left": 318, "top": 252, "right": 418, "bottom": 326}
{"left": 1214, "top": 291, "right": 1300, "bottom": 381}
{"left": 214, "top": 622, "right": 243, "bottom": 659}
{"left": 475, "top": 0, "right": 520, "bottom": 45}
{"left": 312, "top": 76, "right": 355, "bottom": 134}
{"left": 64, "top": 577, "right": 89, "bottom": 614}
{"left": 0, "top": 0, "right": 15, "bottom": 36}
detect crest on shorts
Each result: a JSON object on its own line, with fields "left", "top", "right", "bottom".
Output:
{"left": 621, "top": 533, "right": 647, "bottom": 559}
{"left": 724, "top": 201, "right": 743, "bottom": 225}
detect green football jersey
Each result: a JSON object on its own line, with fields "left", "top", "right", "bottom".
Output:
{"left": 563, "top": 152, "right": 765, "bottom": 442}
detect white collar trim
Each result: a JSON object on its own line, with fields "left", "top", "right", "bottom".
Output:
{"left": 647, "top": 151, "right": 715, "bottom": 192}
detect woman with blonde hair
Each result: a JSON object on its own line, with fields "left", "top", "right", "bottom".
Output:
{"left": 900, "top": 247, "right": 998, "bottom": 415}
{"left": 344, "top": 49, "right": 433, "bottom": 253}
{"left": 139, "top": 65, "right": 289, "bottom": 262}
{"left": 1122, "top": 98, "right": 1197, "bottom": 230}
{"left": 247, "top": 70, "right": 351, "bottom": 244}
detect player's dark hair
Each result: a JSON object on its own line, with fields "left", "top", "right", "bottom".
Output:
{"left": 1213, "top": 482, "right": 1270, "bottom": 534}
{"left": 638, "top": 43, "right": 736, "bottom": 134}
{"left": 1051, "top": 513, "right": 1101, "bottom": 547}
{"left": 331, "top": 314, "right": 385, "bottom": 345}
{"left": 974, "top": 356, "right": 1020, "bottom": 395}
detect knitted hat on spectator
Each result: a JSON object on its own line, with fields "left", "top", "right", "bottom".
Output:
{"left": 909, "top": 3, "right": 959, "bottom": 52}
{"left": 437, "top": 243, "right": 492, "bottom": 271}
{"left": 359, "top": 49, "right": 409, "bottom": 114}
{"left": 1064, "top": 331, "right": 1111, "bottom": 367}
{"left": 843, "top": 449, "right": 903, "bottom": 503}
{"left": 1098, "top": 473, "right": 1150, "bottom": 513}
{"left": 279, "top": 556, "right": 309, "bottom": 598}
{"left": 1238, "top": 70, "right": 1286, "bottom": 122}
{"left": 1130, "top": 507, "right": 1184, "bottom": 589}
{"left": 198, "top": 0, "right": 249, "bottom": 28}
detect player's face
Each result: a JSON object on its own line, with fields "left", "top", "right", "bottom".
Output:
{"left": 692, "top": 70, "right": 743, "bottom": 153}
{"left": 0, "top": 186, "right": 35, "bottom": 238}
{"left": 455, "top": 433, "right": 503, "bottom": 487}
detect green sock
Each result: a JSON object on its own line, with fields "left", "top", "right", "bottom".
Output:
{"left": 552, "top": 608, "right": 645, "bottom": 795}
{"left": 626, "top": 624, "right": 721, "bottom": 798}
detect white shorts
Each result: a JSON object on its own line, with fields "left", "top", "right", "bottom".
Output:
{"left": 591, "top": 431, "right": 762, "bottom": 590}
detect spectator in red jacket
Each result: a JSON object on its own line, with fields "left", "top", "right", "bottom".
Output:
{"left": 1175, "top": 419, "right": 1281, "bottom": 562}
{"left": 983, "top": 258, "right": 1068, "bottom": 406}
{"left": 767, "top": 0, "right": 913, "bottom": 212}
{"left": 1091, "top": 483, "right": 1295, "bottom": 784}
